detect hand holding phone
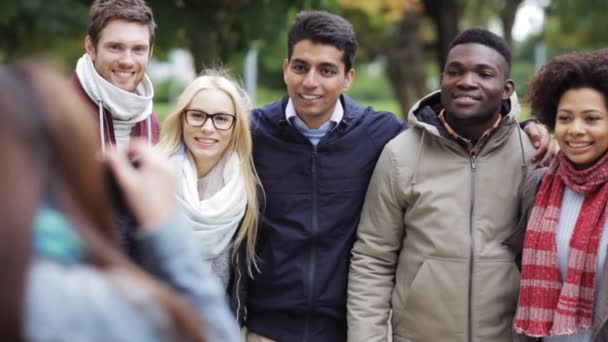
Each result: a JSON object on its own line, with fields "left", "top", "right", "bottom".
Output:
{"left": 104, "top": 140, "right": 177, "bottom": 232}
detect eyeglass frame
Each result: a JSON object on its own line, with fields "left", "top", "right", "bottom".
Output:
{"left": 183, "top": 109, "right": 237, "bottom": 131}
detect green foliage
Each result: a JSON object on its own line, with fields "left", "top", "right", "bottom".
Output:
{"left": 154, "top": 102, "right": 172, "bottom": 122}
{"left": 346, "top": 68, "right": 394, "bottom": 102}
{"left": 149, "top": 0, "right": 308, "bottom": 71}
{"left": 544, "top": 0, "right": 608, "bottom": 51}
{"left": 511, "top": 60, "right": 535, "bottom": 100}
{"left": 0, "top": 0, "right": 88, "bottom": 62}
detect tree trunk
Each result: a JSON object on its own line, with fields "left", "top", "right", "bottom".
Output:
{"left": 189, "top": 27, "right": 220, "bottom": 72}
{"left": 501, "top": 0, "right": 523, "bottom": 47}
{"left": 385, "top": 12, "right": 428, "bottom": 118}
{"left": 422, "top": 0, "right": 460, "bottom": 72}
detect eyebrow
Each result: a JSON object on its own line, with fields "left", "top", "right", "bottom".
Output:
{"left": 102, "top": 41, "right": 149, "bottom": 48}
{"left": 291, "top": 59, "right": 339, "bottom": 69}
{"left": 445, "top": 61, "right": 498, "bottom": 70}
{"left": 319, "top": 62, "right": 339, "bottom": 69}
{"left": 558, "top": 108, "right": 606, "bottom": 114}
{"left": 290, "top": 58, "right": 308, "bottom": 65}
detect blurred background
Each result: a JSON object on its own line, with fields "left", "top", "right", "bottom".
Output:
{"left": 2, "top": 0, "right": 606, "bottom": 119}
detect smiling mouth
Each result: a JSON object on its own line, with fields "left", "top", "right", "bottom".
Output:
{"left": 567, "top": 141, "right": 592, "bottom": 149}
{"left": 113, "top": 71, "right": 135, "bottom": 80}
{"left": 300, "top": 94, "right": 323, "bottom": 100}
{"left": 195, "top": 137, "right": 217, "bottom": 144}
{"left": 454, "top": 95, "right": 479, "bottom": 101}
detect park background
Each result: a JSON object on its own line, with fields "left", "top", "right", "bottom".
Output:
{"left": 1, "top": 0, "right": 606, "bottom": 120}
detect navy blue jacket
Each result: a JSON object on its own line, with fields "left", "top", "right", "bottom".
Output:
{"left": 244, "top": 95, "right": 406, "bottom": 341}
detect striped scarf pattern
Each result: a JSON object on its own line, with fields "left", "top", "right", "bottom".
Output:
{"left": 514, "top": 152, "right": 608, "bottom": 336}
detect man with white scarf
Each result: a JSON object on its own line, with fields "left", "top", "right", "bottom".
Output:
{"left": 72, "top": 0, "right": 160, "bottom": 260}
{"left": 73, "top": 0, "right": 160, "bottom": 153}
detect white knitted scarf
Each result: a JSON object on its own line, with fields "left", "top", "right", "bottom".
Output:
{"left": 75, "top": 53, "right": 154, "bottom": 150}
{"left": 169, "top": 145, "right": 246, "bottom": 260}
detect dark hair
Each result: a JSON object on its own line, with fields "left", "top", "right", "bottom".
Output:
{"left": 88, "top": 0, "right": 156, "bottom": 48}
{"left": 0, "top": 61, "right": 206, "bottom": 341}
{"left": 448, "top": 28, "right": 512, "bottom": 76}
{"left": 527, "top": 51, "right": 608, "bottom": 131}
{"left": 287, "top": 10, "right": 358, "bottom": 72}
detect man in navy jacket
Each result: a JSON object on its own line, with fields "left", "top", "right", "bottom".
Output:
{"left": 240, "top": 11, "right": 554, "bottom": 342}
{"left": 240, "top": 11, "right": 404, "bottom": 341}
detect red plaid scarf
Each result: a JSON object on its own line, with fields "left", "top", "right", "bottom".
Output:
{"left": 514, "top": 151, "right": 608, "bottom": 337}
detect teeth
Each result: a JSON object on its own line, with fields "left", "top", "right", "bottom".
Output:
{"left": 302, "top": 94, "right": 322, "bottom": 100}
{"left": 115, "top": 71, "right": 133, "bottom": 78}
{"left": 569, "top": 142, "right": 590, "bottom": 148}
{"left": 196, "top": 138, "right": 216, "bottom": 143}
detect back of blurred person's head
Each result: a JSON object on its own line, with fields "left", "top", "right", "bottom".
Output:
{"left": 0, "top": 61, "right": 206, "bottom": 341}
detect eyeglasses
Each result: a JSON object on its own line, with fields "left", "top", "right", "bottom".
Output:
{"left": 183, "top": 109, "right": 236, "bottom": 131}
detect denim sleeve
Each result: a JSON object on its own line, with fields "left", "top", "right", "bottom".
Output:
{"left": 26, "top": 258, "right": 163, "bottom": 341}
{"left": 135, "top": 210, "right": 243, "bottom": 342}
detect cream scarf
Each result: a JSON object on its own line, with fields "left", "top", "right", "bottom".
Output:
{"left": 75, "top": 53, "right": 154, "bottom": 150}
{"left": 169, "top": 145, "right": 247, "bottom": 260}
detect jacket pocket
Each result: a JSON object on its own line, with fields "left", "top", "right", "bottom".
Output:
{"left": 392, "top": 257, "right": 468, "bottom": 341}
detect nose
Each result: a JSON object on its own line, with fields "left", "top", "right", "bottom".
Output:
{"left": 569, "top": 119, "right": 585, "bottom": 135}
{"left": 118, "top": 49, "right": 135, "bottom": 66}
{"left": 457, "top": 72, "right": 477, "bottom": 89}
{"left": 200, "top": 117, "right": 215, "bottom": 132}
{"left": 302, "top": 70, "right": 319, "bottom": 88}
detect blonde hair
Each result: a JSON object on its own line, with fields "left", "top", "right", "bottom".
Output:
{"left": 158, "top": 69, "right": 261, "bottom": 274}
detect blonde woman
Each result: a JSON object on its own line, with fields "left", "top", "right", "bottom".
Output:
{"left": 158, "top": 70, "right": 260, "bottom": 291}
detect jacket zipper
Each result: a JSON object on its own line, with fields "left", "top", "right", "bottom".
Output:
{"left": 468, "top": 153, "right": 477, "bottom": 342}
{"left": 304, "top": 146, "right": 319, "bottom": 342}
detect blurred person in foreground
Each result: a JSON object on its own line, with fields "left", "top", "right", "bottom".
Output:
{"left": 510, "top": 51, "right": 608, "bottom": 341}
{"left": 0, "top": 61, "right": 241, "bottom": 342}
{"left": 157, "top": 70, "right": 261, "bottom": 319}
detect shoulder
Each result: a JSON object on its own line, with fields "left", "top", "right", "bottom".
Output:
{"left": 382, "top": 127, "right": 424, "bottom": 165}
{"left": 251, "top": 97, "right": 289, "bottom": 133}
{"left": 149, "top": 112, "right": 162, "bottom": 142}
{"left": 71, "top": 73, "right": 97, "bottom": 112}
{"left": 342, "top": 95, "right": 407, "bottom": 145}
{"left": 252, "top": 97, "right": 288, "bottom": 120}
{"left": 523, "top": 167, "right": 548, "bottom": 199}
{"left": 150, "top": 112, "right": 161, "bottom": 126}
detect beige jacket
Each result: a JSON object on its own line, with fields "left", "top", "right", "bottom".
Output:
{"left": 347, "top": 91, "right": 537, "bottom": 342}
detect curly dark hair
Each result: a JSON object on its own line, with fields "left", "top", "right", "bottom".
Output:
{"left": 527, "top": 50, "right": 608, "bottom": 131}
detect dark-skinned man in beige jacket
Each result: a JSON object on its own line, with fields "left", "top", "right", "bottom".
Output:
{"left": 347, "top": 28, "right": 541, "bottom": 342}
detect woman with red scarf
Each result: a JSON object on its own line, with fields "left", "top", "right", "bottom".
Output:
{"left": 511, "top": 50, "right": 608, "bottom": 341}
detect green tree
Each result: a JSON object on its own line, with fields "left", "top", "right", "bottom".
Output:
{"left": 544, "top": 0, "right": 608, "bottom": 52}
{"left": 149, "top": 0, "right": 307, "bottom": 72}
{"left": 339, "top": 0, "right": 430, "bottom": 116}
{"left": 0, "top": 0, "right": 88, "bottom": 63}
